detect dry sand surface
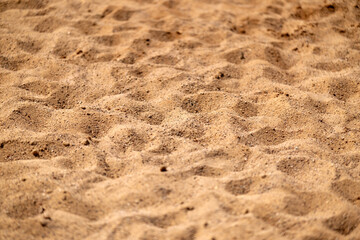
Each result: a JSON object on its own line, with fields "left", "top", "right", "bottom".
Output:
{"left": 1, "top": 0, "right": 360, "bottom": 239}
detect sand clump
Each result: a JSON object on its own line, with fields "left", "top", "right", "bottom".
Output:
{"left": 1, "top": 0, "right": 360, "bottom": 239}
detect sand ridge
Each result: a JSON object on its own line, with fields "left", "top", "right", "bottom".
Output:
{"left": 1, "top": 0, "right": 360, "bottom": 239}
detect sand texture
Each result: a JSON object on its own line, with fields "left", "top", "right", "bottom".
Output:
{"left": 1, "top": 0, "right": 360, "bottom": 239}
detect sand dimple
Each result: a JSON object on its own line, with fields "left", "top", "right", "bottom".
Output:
{"left": 17, "top": 39, "right": 42, "bottom": 54}
{"left": 323, "top": 211, "right": 360, "bottom": 235}
{"left": 225, "top": 178, "right": 252, "bottom": 196}
{"left": 4, "top": 195, "right": 44, "bottom": 219}
{"left": 45, "top": 85, "right": 78, "bottom": 109}
{"left": 46, "top": 190, "right": 102, "bottom": 220}
{"left": 328, "top": 78, "right": 358, "bottom": 101}
{"left": 1, "top": 0, "right": 360, "bottom": 239}
{"left": 263, "top": 67, "right": 296, "bottom": 85}
{"left": 0, "top": 55, "right": 28, "bottom": 71}
{"left": 111, "top": 128, "right": 148, "bottom": 153}
{"left": 240, "top": 127, "right": 290, "bottom": 146}
{"left": 94, "top": 35, "right": 122, "bottom": 47}
{"left": 18, "top": 80, "right": 55, "bottom": 96}
{"left": 0, "top": 0, "right": 48, "bottom": 12}
{"left": 34, "top": 17, "right": 65, "bottom": 33}
{"left": 264, "top": 47, "right": 292, "bottom": 70}
{"left": 0, "top": 139, "right": 66, "bottom": 162}
{"left": 149, "top": 30, "right": 180, "bottom": 42}
{"left": 224, "top": 48, "right": 249, "bottom": 64}
{"left": 112, "top": 9, "right": 135, "bottom": 21}
{"left": 150, "top": 54, "right": 179, "bottom": 65}
{"left": 233, "top": 100, "right": 258, "bottom": 118}
{"left": 6, "top": 104, "right": 52, "bottom": 131}
{"left": 277, "top": 157, "right": 311, "bottom": 176}
{"left": 331, "top": 179, "right": 360, "bottom": 207}
{"left": 72, "top": 20, "right": 99, "bottom": 35}
{"left": 282, "top": 191, "right": 331, "bottom": 216}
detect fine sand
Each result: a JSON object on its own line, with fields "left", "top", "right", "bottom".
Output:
{"left": 1, "top": 0, "right": 360, "bottom": 239}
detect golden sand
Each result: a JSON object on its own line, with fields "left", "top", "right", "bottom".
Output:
{"left": 1, "top": 0, "right": 360, "bottom": 239}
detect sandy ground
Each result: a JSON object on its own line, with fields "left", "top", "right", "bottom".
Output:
{"left": 0, "top": 0, "right": 360, "bottom": 239}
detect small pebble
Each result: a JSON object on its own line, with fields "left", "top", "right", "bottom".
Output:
{"left": 32, "top": 150, "right": 40, "bottom": 157}
{"left": 40, "top": 218, "right": 49, "bottom": 227}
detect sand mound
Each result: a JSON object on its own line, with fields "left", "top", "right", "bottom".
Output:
{"left": 1, "top": 0, "right": 360, "bottom": 239}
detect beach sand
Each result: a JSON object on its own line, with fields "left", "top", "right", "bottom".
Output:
{"left": 1, "top": 0, "right": 360, "bottom": 239}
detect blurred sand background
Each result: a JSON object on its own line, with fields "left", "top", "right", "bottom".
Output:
{"left": 1, "top": 0, "right": 360, "bottom": 239}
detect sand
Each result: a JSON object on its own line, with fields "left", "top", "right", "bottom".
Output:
{"left": 0, "top": 0, "right": 360, "bottom": 239}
